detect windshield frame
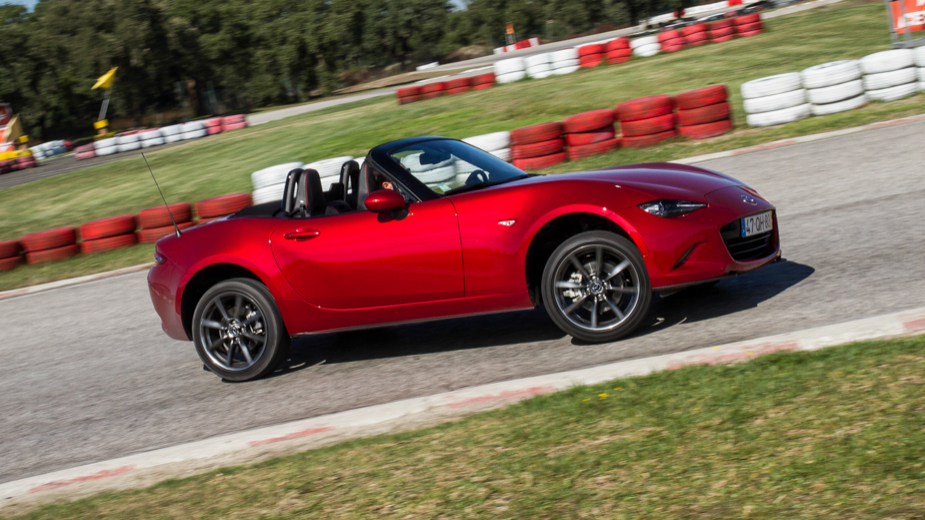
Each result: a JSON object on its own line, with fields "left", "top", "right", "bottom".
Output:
{"left": 369, "top": 136, "right": 527, "bottom": 202}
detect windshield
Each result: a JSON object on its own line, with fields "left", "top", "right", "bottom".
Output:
{"left": 388, "top": 139, "right": 527, "bottom": 195}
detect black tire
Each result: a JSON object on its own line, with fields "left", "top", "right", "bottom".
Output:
{"left": 541, "top": 231, "right": 652, "bottom": 342}
{"left": 192, "top": 278, "right": 290, "bottom": 381}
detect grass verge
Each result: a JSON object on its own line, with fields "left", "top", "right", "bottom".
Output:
{"left": 8, "top": 334, "right": 925, "bottom": 519}
{"left": 1, "top": 0, "right": 922, "bottom": 291}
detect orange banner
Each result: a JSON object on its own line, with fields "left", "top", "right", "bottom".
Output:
{"left": 890, "top": 0, "right": 925, "bottom": 32}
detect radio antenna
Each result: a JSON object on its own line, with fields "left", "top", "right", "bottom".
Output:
{"left": 141, "top": 152, "right": 181, "bottom": 238}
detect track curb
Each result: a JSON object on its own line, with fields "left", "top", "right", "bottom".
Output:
{"left": 3, "top": 306, "right": 924, "bottom": 511}
{"left": 0, "top": 263, "right": 153, "bottom": 301}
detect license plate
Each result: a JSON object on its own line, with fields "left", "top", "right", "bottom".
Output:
{"left": 741, "top": 211, "right": 773, "bottom": 238}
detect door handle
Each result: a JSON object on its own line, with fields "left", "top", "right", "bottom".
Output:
{"left": 284, "top": 228, "right": 320, "bottom": 240}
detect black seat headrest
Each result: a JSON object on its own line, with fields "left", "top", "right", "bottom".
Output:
{"left": 302, "top": 169, "right": 328, "bottom": 217}
{"left": 357, "top": 162, "right": 372, "bottom": 211}
{"left": 341, "top": 160, "right": 360, "bottom": 207}
{"left": 281, "top": 168, "right": 304, "bottom": 216}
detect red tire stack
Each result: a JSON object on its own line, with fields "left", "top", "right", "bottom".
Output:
{"left": 511, "top": 122, "right": 566, "bottom": 170}
{"left": 606, "top": 38, "right": 632, "bottom": 64}
{"left": 616, "top": 95, "right": 677, "bottom": 149}
{"left": 675, "top": 85, "right": 733, "bottom": 139}
{"left": 446, "top": 77, "right": 472, "bottom": 96}
{"left": 79, "top": 215, "right": 138, "bottom": 254}
{"left": 735, "top": 13, "right": 763, "bottom": 37}
{"left": 221, "top": 115, "right": 247, "bottom": 132}
{"left": 0, "top": 240, "right": 23, "bottom": 272}
{"left": 658, "top": 30, "right": 685, "bottom": 53}
{"left": 708, "top": 19, "right": 736, "bottom": 43}
{"left": 578, "top": 44, "right": 605, "bottom": 68}
{"left": 682, "top": 23, "right": 709, "bottom": 47}
{"left": 195, "top": 193, "right": 252, "bottom": 224}
{"left": 20, "top": 227, "right": 79, "bottom": 264}
{"left": 420, "top": 82, "right": 447, "bottom": 100}
{"left": 471, "top": 73, "right": 496, "bottom": 91}
{"left": 15, "top": 155, "right": 37, "bottom": 170}
{"left": 75, "top": 143, "right": 96, "bottom": 161}
{"left": 204, "top": 117, "right": 224, "bottom": 135}
{"left": 397, "top": 86, "right": 422, "bottom": 105}
{"left": 0, "top": 160, "right": 14, "bottom": 174}
{"left": 137, "top": 203, "right": 194, "bottom": 244}
{"left": 562, "top": 110, "right": 620, "bottom": 161}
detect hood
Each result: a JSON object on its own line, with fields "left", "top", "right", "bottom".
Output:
{"left": 557, "top": 162, "right": 742, "bottom": 201}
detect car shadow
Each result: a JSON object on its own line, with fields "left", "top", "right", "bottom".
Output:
{"left": 272, "top": 259, "right": 814, "bottom": 377}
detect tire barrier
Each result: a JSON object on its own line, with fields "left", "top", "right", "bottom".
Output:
{"left": 80, "top": 233, "right": 138, "bottom": 254}
{"left": 562, "top": 109, "right": 620, "bottom": 161}
{"left": 659, "top": 29, "right": 685, "bottom": 53}
{"left": 676, "top": 85, "right": 734, "bottom": 139}
{"left": 462, "top": 131, "right": 510, "bottom": 162}
{"left": 195, "top": 193, "right": 253, "bottom": 220}
{"left": 72, "top": 116, "right": 245, "bottom": 161}
{"left": 631, "top": 36, "right": 660, "bottom": 58}
{"left": 511, "top": 122, "right": 565, "bottom": 170}
{"left": 526, "top": 53, "right": 554, "bottom": 79}
{"left": 20, "top": 227, "right": 79, "bottom": 265}
{"left": 251, "top": 162, "right": 303, "bottom": 204}
{"left": 138, "top": 222, "right": 196, "bottom": 244}
{"left": 138, "top": 203, "right": 192, "bottom": 230}
{"left": 421, "top": 81, "right": 448, "bottom": 99}
{"left": 30, "top": 140, "right": 69, "bottom": 160}
{"left": 606, "top": 39, "right": 632, "bottom": 65}
{"left": 801, "top": 60, "right": 865, "bottom": 116}
{"left": 682, "top": 24, "right": 709, "bottom": 47}
{"left": 181, "top": 121, "right": 208, "bottom": 140}
{"left": 446, "top": 77, "right": 472, "bottom": 94}
{"left": 861, "top": 49, "right": 918, "bottom": 102}
{"left": 79, "top": 215, "right": 137, "bottom": 241}
{"left": 742, "top": 73, "right": 809, "bottom": 127}
{"left": 221, "top": 115, "right": 248, "bottom": 132}
{"left": 495, "top": 58, "right": 527, "bottom": 84}
{"left": 578, "top": 44, "right": 605, "bottom": 69}
{"left": 0, "top": 240, "right": 22, "bottom": 272}
{"left": 617, "top": 95, "right": 677, "bottom": 148}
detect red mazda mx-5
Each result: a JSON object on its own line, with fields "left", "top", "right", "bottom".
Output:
{"left": 148, "top": 136, "right": 779, "bottom": 381}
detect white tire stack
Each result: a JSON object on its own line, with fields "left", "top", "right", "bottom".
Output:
{"left": 161, "top": 124, "right": 184, "bottom": 144}
{"left": 630, "top": 36, "right": 660, "bottom": 58}
{"left": 860, "top": 49, "right": 918, "bottom": 102}
{"left": 181, "top": 121, "right": 207, "bottom": 140}
{"left": 801, "top": 60, "right": 866, "bottom": 116}
{"left": 741, "top": 73, "right": 810, "bottom": 127}
{"left": 550, "top": 48, "right": 580, "bottom": 75}
{"left": 400, "top": 153, "right": 457, "bottom": 188}
{"left": 116, "top": 133, "right": 141, "bottom": 153}
{"left": 525, "top": 53, "right": 553, "bottom": 80}
{"left": 916, "top": 46, "right": 925, "bottom": 91}
{"left": 94, "top": 137, "right": 118, "bottom": 156}
{"left": 139, "top": 129, "right": 164, "bottom": 148}
{"left": 305, "top": 156, "right": 354, "bottom": 191}
{"left": 251, "top": 162, "right": 303, "bottom": 205}
{"left": 462, "top": 131, "right": 511, "bottom": 163}
{"left": 494, "top": 58, "right": 526, "bottom": 84}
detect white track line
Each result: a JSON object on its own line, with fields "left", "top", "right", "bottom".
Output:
{"left": 3, "top": 306, "right": 924, "bottom": 510}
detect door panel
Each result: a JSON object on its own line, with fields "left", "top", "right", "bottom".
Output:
{"left": 271, "top": 199, "right": 464, "bottom": 309}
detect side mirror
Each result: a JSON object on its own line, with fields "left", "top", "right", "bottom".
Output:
{"left": 364, "top": 189, "right": 405, "bottom": 213}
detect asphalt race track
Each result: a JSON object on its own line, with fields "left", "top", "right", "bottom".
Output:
{"left": 2, "top": 119, "right": 924, "bottom": 485}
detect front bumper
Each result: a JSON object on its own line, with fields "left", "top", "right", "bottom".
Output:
{"left": 619, "top": 186, "right": 780, "bottom": 289}
{"left": 147, "top": 259, "right": 189, "bottom": 341}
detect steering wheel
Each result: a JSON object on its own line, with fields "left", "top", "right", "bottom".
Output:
{"left": 464, "top": 169, "right": 488, "bottom": 186}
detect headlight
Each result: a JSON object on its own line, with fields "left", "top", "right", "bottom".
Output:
{"left": 638, "top": 200, "right": 707, "bottom": 218}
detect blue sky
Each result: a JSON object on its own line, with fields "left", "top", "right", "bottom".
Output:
{"left": 1, "top": 0, "right": 37, "bottom": 9}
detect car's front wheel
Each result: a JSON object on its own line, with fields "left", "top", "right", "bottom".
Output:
{"left": 192, "top": 278, "right": 290, "bottom": 381}
{"left": 541, "top": 231, "right": 652, "bottom": 343}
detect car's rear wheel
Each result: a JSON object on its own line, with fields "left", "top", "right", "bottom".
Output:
{"left": 541, "top": 231, "right": 652, "bottom": 342}
{"left": 192, "top": 278, "right": 290, "bottom": 381}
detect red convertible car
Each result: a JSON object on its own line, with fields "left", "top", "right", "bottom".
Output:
{"left": 148, "top": 136, "right": 779, "bottom": 381}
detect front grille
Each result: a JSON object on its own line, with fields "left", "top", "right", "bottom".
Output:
{"left": 720, "top": 217, "right": 774, "bottom": 262}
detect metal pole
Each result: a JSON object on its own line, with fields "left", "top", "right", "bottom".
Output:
{"left": 98, "top": 87, "right": 112, "bottom": 121}
{"left": 885, "top": 0, "right": 898, "bottom": 46}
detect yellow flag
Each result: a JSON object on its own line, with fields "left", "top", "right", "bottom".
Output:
{"left": 92, "top": 67, "right": 118, "bottom": 90}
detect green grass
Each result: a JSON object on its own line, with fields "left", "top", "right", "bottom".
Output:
{"left": 8, "top": 335, "right": 925, "bottom": 519}
{"left": 2, "top": 0, "right": 923, "bottom": 292}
